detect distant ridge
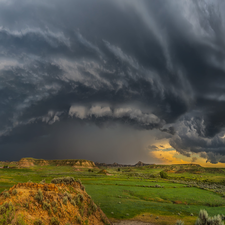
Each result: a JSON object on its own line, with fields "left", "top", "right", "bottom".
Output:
{"left": 18, "top": 158, "right": 96, "bottom": 168}
{"left": 0, "top": 158, "right": 96, "bottom": 168}
{"left": 135, "top": 161, "right": 149, "bottom": 167}
{"left": 95, "top": 161, "right": 153, "bottom": 168}
{"left": 94, "top": 161, "right": 203, "bottom": 168}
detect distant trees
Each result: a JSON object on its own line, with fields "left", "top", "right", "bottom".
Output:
{"left": 160, "top": 171, "right": 168, "bottom": 179}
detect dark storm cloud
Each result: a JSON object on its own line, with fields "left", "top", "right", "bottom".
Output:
{"left": 1, "top": 0, "right": 225, "bottom": 163}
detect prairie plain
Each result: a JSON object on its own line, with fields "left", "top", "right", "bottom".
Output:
{"left": 1, "top": 160, "right": 225, "bottom": 224}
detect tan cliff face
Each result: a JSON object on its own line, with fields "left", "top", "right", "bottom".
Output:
{"left": 0, "top": 177, "right": 111, "bottom": 225}
{"left": 18, "top": 158, "right": 35, "bottom": 167}
{"left": 73, "top": 161, "right": 96, "bottom": 168}
{"left": 17, "top": 158, "right": 96, "bottom": 168}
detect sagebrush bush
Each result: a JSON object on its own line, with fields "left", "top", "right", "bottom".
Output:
{"left": 34, "top": 218, "right": 44, "bottom": 225}
{"left": 35, "top": 189, "right": 43, "bottom": 203}
{"left": 51, "top": 177, "right": 75, "bottom": 185}
{"left": 64, "top": 192, "right": 72, "bottom": 202}
{"left": 53, "top": 207, "right": 57, "bottom": 214}
{"left": 63, "top": 196, "right": 68, "bottom": 205}
{"left": 176, "top": 220, "right": 184, "bottom": 225}
{"left": 3, "top": 192, "right": 10, "bottom": 198}
{"left": 195, "top": 209, "right": 224, "bottom": 225}
{"left": 0, "top": 202, "right": 15, "bottom": 224}
{"left": 77, "top": 216, "right": 82, "bottom": 224}
{"left": 15, "top": 214, "right": 27, "bottom": 225}
{"left": 0, "top": 205, "right": 6, "bottom": 215}
{"left": 39, "top": 179, "right": 45, "bottom": 184}
{"left": 77, "top": 179, "right": 85, "bottom": 191}
{"left": 43, "top": 201, "right": 50, "bottom": 210}
{"left": 77, "top": 193, "right": 84, "bottom": 202}
{"left": 23, "top": 202, "right": 29, "bottom": 209}
{"left": 79, "top": 207, "right": 84, "bottom": 217}
{"left": 90, "top": 201, "right": 97, "bottom": 212}
{"left": 50, "top": 217, "right": 59, "bottom": 225}
{"left": 71, "top": 200, "right": 76, "bottom": 206}
{"left": 51, "top": 201, "right": 56, "bottom": 207}
{"left": 12, "top": 189, "right": 17, "bottom": 195}
{"left": 75, "top": 194, "right": 84, "bottom": 206}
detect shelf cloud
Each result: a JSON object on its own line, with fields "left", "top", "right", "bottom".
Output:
{"left": 1, "top": 0, "right": 225, "bottom": 164}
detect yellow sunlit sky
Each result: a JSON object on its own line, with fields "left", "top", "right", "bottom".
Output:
{"left": 149, "top": 140, "right": 225, "bottom": 167}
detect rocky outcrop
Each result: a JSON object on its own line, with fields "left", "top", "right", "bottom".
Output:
{"left": 49, "top": 159, "right": 96, "bottom": 168}
{"left": 18, "top": 158, "right": 35, "bottom": 167}
{"left": 17, "top": 158, "right": 96, "bottom": 168}
{"left": 0, "top": 177, "right": 111, "bottom": 225}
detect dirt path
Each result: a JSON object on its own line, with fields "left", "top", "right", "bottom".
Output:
{"left": 113, "top": 221, "right": 155, "bottom": 225}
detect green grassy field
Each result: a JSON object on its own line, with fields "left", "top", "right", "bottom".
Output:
{"left": 0, "top": 163, "right": 225, "bottom": 224}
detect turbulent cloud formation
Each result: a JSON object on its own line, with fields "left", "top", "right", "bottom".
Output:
{"left": 0, "top": 0, "right": 225, "bottom": 163}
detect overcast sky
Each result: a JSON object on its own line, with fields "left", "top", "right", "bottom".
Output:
{"left": 1, "top": 0, "right": 225, "bottom": 165}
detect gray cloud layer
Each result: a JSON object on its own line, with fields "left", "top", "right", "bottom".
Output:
{"left": 0, "top": 0, "right": 225, "bottom": 163}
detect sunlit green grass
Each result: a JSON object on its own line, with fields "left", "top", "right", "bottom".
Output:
{"left": 84, "top": 183, "right": 225, "bottom": 219}
{"left": 0, "top": 164, "right": 225, "bottom": 222}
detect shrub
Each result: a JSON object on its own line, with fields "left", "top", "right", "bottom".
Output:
{"left": 0, "top": 205, "right": 6, "bottom": 215}
{"left": 79, "top": 207, "right": 84, "bottom": 217}
{"left": 50, "top": 217, "right": 59, "bottom": 225}
{"left": 77, "top": 179, "right": 82, "bottom": 185}
{"left": 43, "top": 202, "right": 50, "bottom": 211}
{"left": 51, "top": 201, "right": 56, "bottom": 207}
{"left": 198, "top": 209, "right": 208, "bottom": 224}
{"left": 176, "top": 220, "right": 184, "bottom": 225}
{"left": 195, "top": 209, "right": 224, "bottom": 225}
{"left": 63, "top": 196, "right": 68, "bottom": 205}
{"left": 77, "top": 216, "right": 82, "bottom": 224}
{"left": 0, "top": 202, "right": 15, "bottom": 224}
{"left": 90, "top": 201, "right": 97, "bottom": 212}
{"left": 71, "top": 200, "right": 76, "bottom": 206}
{"left": 3, "top": 192, "right": 10, "bottom": 198}
{"left": 87, "top": 209, "right": 91, "bottom": 217}
{"left": 12, "top": 189, "right": 17, "bottom": 195}
{"left": 77, "top": 179, "right": 85, "bottom": 191}
{"left": 51, "top": 177, "right": 75, "bottom": 185}
{"left": 35, "top": 189, "right": 43, "bottom": 203}
{"left": 160, "top": 171, "right": 168, "bottom": 179}
{"left": 78, "top": 193, "right": 84, "bottom": 202}
{"left": 118, "top": 168, "right": 120, "bottom": 172}
{"left": 34, "top": 219, "right": 44, "bottom": 225}
{"left": 64, "top": 192, "right": 72, "bottom": 202}
{"left": 39, "top": 179, "right": 45, "bottom": 184}
{"left": 53, "top": 207, "right": 57, "bottom": 214}
{"left": 23, "top": 202, "right": 29, "bottom": 209}
{"left": 75, "top": 194, "right": 83, "bottom": 206}
{"left": 15, "top": 214, "right": 27, "bottom": 225}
